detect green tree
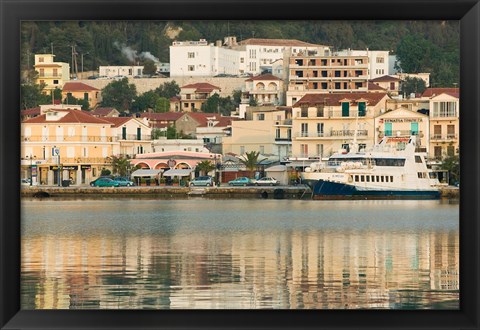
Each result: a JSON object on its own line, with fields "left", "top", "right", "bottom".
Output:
{"left": 132, "top": 90, "right": 159, "bottom": 113}
{"left": 151, "top": 128, "right": 166, "bottom": 139}
{"left": 63, "top": 94, "right": 90, "bottom": 110}
{"left": 101, "top": 168, "right": 111, "bottom": 176}
{"left": 142, "top": 59, "right": 157, "bottom": 75}
{"left": 195, "top": 160, "right": 216, "bottom": 176}
{"left": 155, "top": 97, "right": 170, "bottom": 113}
{"left": 440, "top": 154, "right": 460, "bottom": 185}
{"left": 155, "top": 81, "right": 180, "bottom": 99}
{"left": 249, "top": 98, "right": 258, "bottom": 107}
{"left": 20, "top": 82, "right": 50, "bottom": 109}
{"left": 396, "top": 34, "right": 434, "bottom": 73}
{"left": 166, "top": 125, "right": 178, "bottom": 139}
{"left": 238, "top": 151, "right": 267, "bottom": 178}
{"left": 110, "top": 155, "right": 135, "bottom": 177}
{"left": 101, "top": 78, "right": 137, "bottom": 111}
{"left": 400, "top": 77, "right": 427, "bottom": 97}
{"left": 202, "top": 93, "right": 220, "bottom": 113}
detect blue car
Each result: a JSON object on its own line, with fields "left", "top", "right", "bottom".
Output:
{"left": 113, "top": 177, "right": 135, "bottom": 186}
{"left": 228, "top": 177, "right": 254, "bottom": 186}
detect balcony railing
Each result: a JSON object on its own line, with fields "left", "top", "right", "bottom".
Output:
{"left": 378, "top": 131, "right": 424, "bottom": 138}
{"left": 23, "top": 156, "right": 112, "bottom": 164}
{"left": 430, "top": 134, "right": 458, "bottom": 141}
{"left": 295, "top": 110, "right": 369, "bottom": 119}
{"left": 296, "top": 130, "right": 368, "bottom": 138}
{"left": 274, "top": 137, "right": 292, "bottom": 142}
{"left": 38, "top": 74, "right": 62, "bottom": 78}
{"left": 22, "top": 135, "right": 118, "bottom": 142}
{"left": 22, "top": 135, "right": 152, "bottom": 142}
{"left": 274, "top": 119, "right": 292, "bottom": 126}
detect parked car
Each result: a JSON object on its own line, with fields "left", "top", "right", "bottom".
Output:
{"left": 113, "top": 177, "right": 135, "bottom": 186}
{"left": 228, "top": 177, "right": 254, "bottom": 186}
{"left": 21, "top": 178, "right": 31, "bottom": 186}
{"left": 254, "top": 177, "right": 280, "bottom": 186}
{"left": 90, "top": 177, "right": 119, "bottom": 187}
{"left": 189, "top": 176, "right": 213, "bottom": 187}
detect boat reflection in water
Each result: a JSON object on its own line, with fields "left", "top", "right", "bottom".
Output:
{"left": 21, "top": 199, "right": 459, "bottom": 309}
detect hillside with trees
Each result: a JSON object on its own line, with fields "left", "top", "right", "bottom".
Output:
{"left": 21, "top": 20, "right": 459, "bottom": 87}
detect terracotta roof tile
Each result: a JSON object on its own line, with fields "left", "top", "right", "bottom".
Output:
{"left": 368, "top": 82, "right": 387, "bottom": 91}
{"left": 293, "top": 92, "right": 389, "bottom": 107}
{"left": 181, "top": 83, "right": 221, "bottom": 91}
{"left": 246, "top": 73, "right": 282, "bottom": 82}
{"left": 181, "top": 113, "right": 238, "bottom": 127}
{"left": 101, "top": 117, "right": 134, "bottom": 127}
{"left": 23, "top": 109, "right": 113, "bottom": 124}
{"left": 21, "top": 107, "right": 41, "bottom": 115}
{"left": 91, "top": 107, "right": 119, "bottom": 116}
{"left": 422, "top": 88, "right": 459, "bottom": 98}
{"left": 140, "top": 112, "right": 184, "bottom": 121}
{"left": 370, "top": 75, "right": 401, "bottom": 82}
{"left": 63, "top": 82, "right": 100, "bottom": 92}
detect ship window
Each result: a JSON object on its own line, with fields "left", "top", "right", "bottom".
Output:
{"left": 390, "top": 176, "right": 394, "bottom": 182}
{"left": 360, "top": 175, "right": 365, "bottom": 182}
{"left": 355, "top": 175, "right": 359, "bottom": 182}
{"left": 366, "top": 176, "right": 370, "bottom": 182}
{"left": 417, "top": 172, "right": 423, "bottom": 178}
{"left": 381, "top": 176, "right": 384, "bottom": 182}
{"left": 385, "top": 176, "right": 389, "bottom": 182}
{"left": 371, "top": 176, "right": 375, "bottom": 182}
{"left": 376, "top": 176, "right": 380, "bottom": 182}
{"left": 415, "top": 156, "right": 423, "bottom": 163}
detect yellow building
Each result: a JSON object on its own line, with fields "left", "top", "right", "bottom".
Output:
{"left": 242, "top": 73, "right": 284, "bottom": 106}
{"left": 34, "top": 54, "right": 70, "bottom": 91}
{"left": 62, "top": 82, "right": 101, "bottom": 109}
{"left": 222, "top": 106, "right": 292, "bottom": 159}
{"left": 291, "top": 92, "right": 390, "bottom": 159}
{"left": 374, "top": 108, "right": 430, "bottom": 152}
{"left": 179, "top": 83, "right": 221, "bottom": 112}
{"left": 21, "top": 107, "right": 117, "bottom": 185}
{"left": 422, "top": 88, "right": 460, "bottom": 160}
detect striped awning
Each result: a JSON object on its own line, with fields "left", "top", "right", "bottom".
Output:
{"left": 162, "top": 169, "right": 193, "bottom": 177}
{"left": 130, "top": 169, "right": 163, "bottom": 177}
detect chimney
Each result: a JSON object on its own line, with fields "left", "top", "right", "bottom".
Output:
{"left": 216, "top": 40, "right": 222, "bottom": 47}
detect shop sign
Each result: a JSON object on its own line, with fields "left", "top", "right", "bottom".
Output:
{"left": 81, "top": 165, "right": 91, "bottom": 170}
{"left": 31, "top": 165, "right": 37, "bottom": 176}
{"left": 381, "top": 118, "right": 423, "bottom": 123}
{"left": 50, "top": 165, "right": 78, "bottom": 170}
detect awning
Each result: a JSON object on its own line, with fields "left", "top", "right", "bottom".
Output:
{"left": 162, "top": 169, "right": 193, "bottom": 177}
{"left": 265, "top": 165, "right": 287, "bottom": 172}
{"left": 131, "top": 169, "right": 163, "bottom": 177}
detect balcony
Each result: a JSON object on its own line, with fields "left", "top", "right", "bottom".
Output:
{"left": 118, "top": 134, "right": 152, "bottom": 141}
{"left": 378, "top": 131, "right": 424, "bottom": 138}
{"left": 22, "top": 135, "right": 119, "bottom": 142}
{"left": 430, "top": 134, "right": 458, "bottom": 141}
{"left": 295, "top": 130, "right": 368, "bottom": 138}
{"left": 37, "top": 73, "right": 62, "bottom": 78}
{"left": 274, "top": 137, "right": 292, "bottom": 143}
{"left": 274, "top": 119, "right": 292, "bottom": 126}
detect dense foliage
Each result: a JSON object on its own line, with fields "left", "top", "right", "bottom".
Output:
{"left": 21, "top": 20, "right": 459, "bottom": 87}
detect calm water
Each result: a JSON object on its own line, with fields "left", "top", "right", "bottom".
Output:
{"left": 21, "top": 198, "right": 459, "bottom": 309}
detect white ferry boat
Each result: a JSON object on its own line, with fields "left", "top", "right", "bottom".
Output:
{"left": 301, "top": 135, "right": 441, "bottom": 199}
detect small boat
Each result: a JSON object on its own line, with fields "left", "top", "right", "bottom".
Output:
{"left": 301, "top": 135, "right": 441, "bottom": 200}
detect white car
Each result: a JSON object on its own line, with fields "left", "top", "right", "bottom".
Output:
{"left": 254, "top": 177, "right": 280, "bottom": 186}
{"left": 21, "top": 178, "right": 31, "bottom": 186}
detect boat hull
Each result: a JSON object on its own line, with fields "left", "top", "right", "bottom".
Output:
{"left": 311, "top": 180, "right": 441, "bottom": 200}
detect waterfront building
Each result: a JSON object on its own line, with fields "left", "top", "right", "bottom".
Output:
{"left": 140, "top": 112, "right": 183, "bottom": 129}
{"left": 222, "top": 106, "right": 292, "bottom": 160}
{"left": 21, "top": 106, "right": 116, "bottom": 186}
{"left": 61, "top": 82, "right": 101, "bottom": 109}
{"left": 98, "top": 65, "right": 144, "bottom": 78}
{"left": 151, "top": 138, "right": 209, "bottom": 154}
{"left": 241, "top": 73, "right": 285, "bottom": 106}
{"left": 374, "top": 108, "right": 430, "bottom": 151}
{"left": 34, "top": 54, "right": 70, "bottom": 91}
{"left": 422, "top": 88, "right": 460, "bottom": 160}
{"left": 178, "top": 82, "right": 221, "bottom": 112}
{"left": 286, "top": 54, "right": 369, "bottom": 106}
{"left": 102, "top": 117, "right": 153, "bottom": 157}
{"left": 290, "top": 92, "right": 390, "bottom": 159}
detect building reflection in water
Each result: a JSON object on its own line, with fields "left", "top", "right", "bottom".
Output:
{"left": 22, "top": 229, "right": 459, "bottom": 309}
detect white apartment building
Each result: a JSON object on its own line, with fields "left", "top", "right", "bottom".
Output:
{"left": 336, "top": 49, "right": 390, "bottom": 80}
{"left": 170, "top": 37, "right": 330, "bottom": 77}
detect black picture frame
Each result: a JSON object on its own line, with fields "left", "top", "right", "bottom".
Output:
{"left": 1, "top": 0, "right": 479, "bottom": 329}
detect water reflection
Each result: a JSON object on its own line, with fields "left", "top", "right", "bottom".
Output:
{"left": 21, "top": 199, "right": 459, "bottom": 309}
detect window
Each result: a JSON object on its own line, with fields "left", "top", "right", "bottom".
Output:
{"left": 371, "top": 176, "right": 375, "bottom": 182}
{"left": 316, "top": 144, "right": 323, "bottom": 157}
{"left": 341, "top": 144, "right": 350, "bottom": 153}
{"left": 53, "top": 80, "right": 59, "bottom": 85}
{"left": 257, "top": 113, "right": 265, "bottom": 120}
{"left": 301, "top": 123, "right": 308, "bottom": 137}
{"left": 317, "top": 123, "right": 324, "bottom": 136}
{"left": 188, "top": 65, "right": 195, "bottom": 71}
{"left": 316, "top": 105, "right": 324, "bottom": 117}
{"left": 390, "top": 176, "right": 394, "bottom": 182}
{"left": 188, "top": 52, "right": 195, "bottom": 58}
{"left": 358, "top": 102, "right": 366, "bottom": 117}
{"left": 276, "top": 128, "right": 280, "bottom": 139}
{"left": 287, "top": 129, "right": 291, "bottom": 140}
{"left": 301, "top": 107, "right": 308, "bottom": 117}
{"left": 39, "top": 68, "right": 44, "bottom": 76}
{"left": 300, "top": 144, "right": 308, "bottom": 157}
{"left": 433, "top": 101, "right": 457, "bottom": 117}
{"left": 366, "top": 176, "right": 370, "bottom": 182}
{"left": 360, "top": 175, "right": 365, "bottom": 182}
{"left": 342, "top": 102, "right": 350, "bottom": 117}
{"left": 240, "top": 58, "right": 244, "bottom": 63}
{"left": 447, "top": 145, "right": 455, "bottom": 156}
{"left": 447, "top": 125, "right": 455, "bottom": 138}
{"left": 376, "top": 57, "right": 384, "bottom": 63}
{"left": 433, "top": 125, "right": 442, "bottom": 139}
{"left": 84, "top": 93, "right": 89, "bottom": 101}
{"left": 434, "top": 146, "right": 442, "bottom": 159}
{"left": 39, "top": 57, "right": 44, "bottom": 62}
{"left": 415, "top": 156, "right": 423, "bottom": 163}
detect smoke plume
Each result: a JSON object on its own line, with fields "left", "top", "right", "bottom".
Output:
{"left": 113, "top": 42, "right": 160, "bottom": 63}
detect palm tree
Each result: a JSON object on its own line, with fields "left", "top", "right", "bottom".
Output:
{"left": 195, "top": 160, "right": 216, "bottom": 176}
{"left": 238, "top": 151, "right": 266, "bottom": 178}
{"left": 111, "top": 155, "right": 135, "bottom": 177}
